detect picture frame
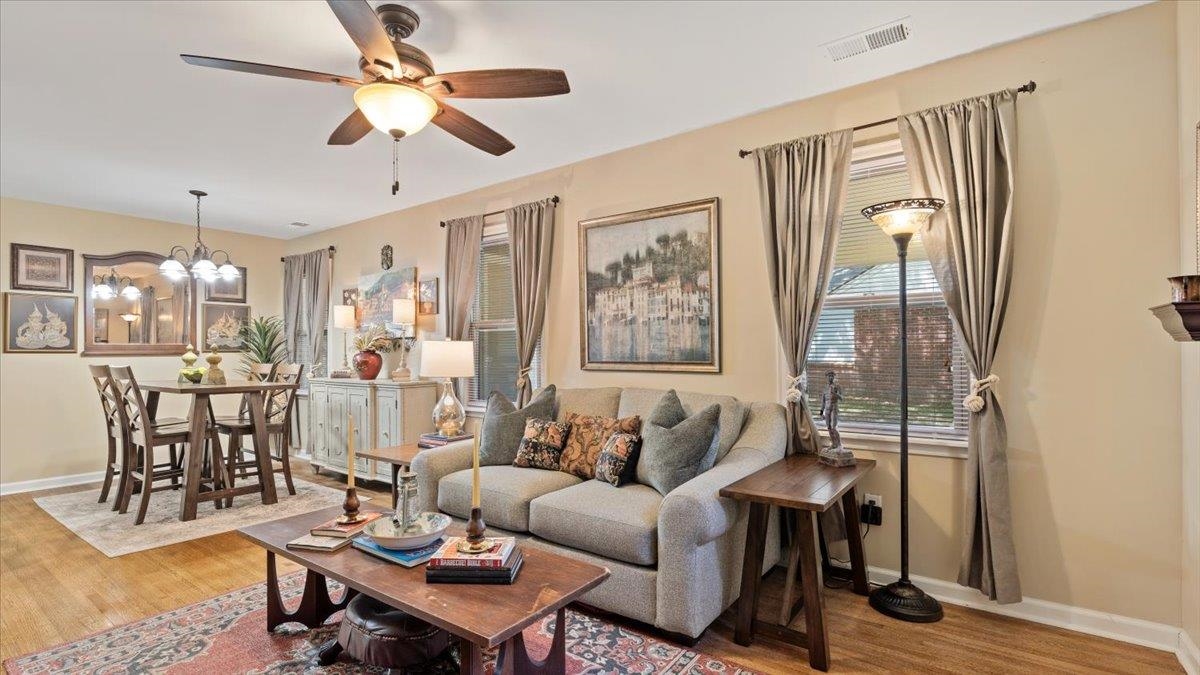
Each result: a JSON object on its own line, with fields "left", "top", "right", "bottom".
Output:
{"left": 358, "top": 267, "right": 416, "bottom": 336}
{"left": 10, "top": 243, "right": 73, "bottom": 293}
{"left": 203, "top": 266, "right": 247, "bottom": 303}
{"left": 94, "top": 309, "right": 109, "bottom": 344}
{"left": 418, "top": 277, "right": 439, "bottom": 315}
{"left": 578, "top": 197, "right": 720, "bottom": 373}
{"left": 342, "top": 287, "right": 362, "bottom": 323}
{"left": 3, "top": 292, "right": 78, "bottom": 354}
{"left": 201, "top": 303, "right": 250, "bottom": 352}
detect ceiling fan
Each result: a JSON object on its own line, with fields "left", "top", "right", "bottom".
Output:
{"left": 181, "top": 1, "right": 570, "bottom": 157}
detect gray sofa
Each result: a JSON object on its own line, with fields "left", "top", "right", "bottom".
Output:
{"left": 411, "top": 386, "right": 786, "bottom": 639}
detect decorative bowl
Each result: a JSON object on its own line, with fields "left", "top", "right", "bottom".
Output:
{"left": 363, "top": 512, "right": 451, "bottom": 550}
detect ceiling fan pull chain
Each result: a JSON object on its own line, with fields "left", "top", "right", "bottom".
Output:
{"left": 391, "top": 137, "right": 400, "bottom": 196}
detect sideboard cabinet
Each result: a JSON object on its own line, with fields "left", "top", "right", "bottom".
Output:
{"left": 307, "top": 378, "right": 437, "bottom": 482}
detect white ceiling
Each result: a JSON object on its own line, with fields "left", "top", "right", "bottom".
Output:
{"left": 1, "top": 0, "right": 1146, "bottom": 239}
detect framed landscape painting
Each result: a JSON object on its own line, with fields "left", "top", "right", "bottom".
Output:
{"left": 202, "top": 303, "right": 250, "bottom": 352}
{"left": 358, "top": 267, "right": 416, "bottom": 336}
{"left": 10, "top": 243, "right": 73, "bottom": 292}
{"left": 578, "top": 197, "right": 720, "bottom": 372}
{"left": 3, "top": 292, "right": 78, "bottom": 353}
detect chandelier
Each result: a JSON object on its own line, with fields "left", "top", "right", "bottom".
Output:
{"left": 160, "top": 189, "right": 240, "bottom": 283}
{"left": 91, "top": 267, "right": 142, "bottom": 301}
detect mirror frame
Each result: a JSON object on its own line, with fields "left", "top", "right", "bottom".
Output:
{"left": 81, "top": 251, "right": 197, "bottom": 356}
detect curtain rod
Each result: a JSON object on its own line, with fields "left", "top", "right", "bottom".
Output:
{"left": 280, "top": 245, "right": 336, "bottom": 262}
{"left": 736, "top": 80, "right": 1037, "bottom": 159}
{"left": 439, "top": 196, "right": 560, "bottom": 228}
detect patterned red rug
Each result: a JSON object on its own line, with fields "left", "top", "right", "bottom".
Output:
{"left": 4, "top": 571, "right": 757, "bottom": 674}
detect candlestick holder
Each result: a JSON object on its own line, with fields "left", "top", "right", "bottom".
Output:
{"left": 456, "top": 507, "right": 490, "bottom": 553}
{"left": 338, "top": 487, "right": 363, "bottom": 524}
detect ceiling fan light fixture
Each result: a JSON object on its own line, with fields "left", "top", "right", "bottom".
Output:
{"left": 353, "top": 81, "right": 438, "bottom": 137}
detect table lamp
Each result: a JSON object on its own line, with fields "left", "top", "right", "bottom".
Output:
{"left": 331, "top": 304, "right": 357, "bottom": 378}
{"left": 390, "top": 298, "right": 417, "bottom": 381}
{"left": 420, "top": 339, "right": 474, "bottom": 437}
{"left": 861, "top": 197, "right": 945, "bottom": 623}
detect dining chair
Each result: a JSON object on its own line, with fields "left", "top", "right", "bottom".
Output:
{"left": 110, "top": 366, "right": 225, "bottom": 524}
{"left": 217, "top": 363, "right": 303, "bottom": 500}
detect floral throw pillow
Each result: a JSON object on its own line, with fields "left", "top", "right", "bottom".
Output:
{"left": 512, "top": 418, "right": 571, "bottom": 471}
{"left": 559, "top": 413, "right": 642, "bottom": 479}
{"left": 594, "top": 433, "right": 641, "bottom": 487}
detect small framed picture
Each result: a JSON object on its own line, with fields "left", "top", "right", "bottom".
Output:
{"left": 203, "top": 267, "right": 247, "bottom": 303}
{"left": 202, "top": 303, "right": 250, "bottom": 352}
{"left": 3, "top": 292, "right": 78, "bottom": 353}
{"left": 418, "top": 277, "right": 439, "bottom": 315}
{"left": 10, "top": 243, "right": 73, "bottom": 293}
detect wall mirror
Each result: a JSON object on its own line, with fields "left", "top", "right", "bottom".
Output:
{"left": 82, "top": 252, "right": 196, "bottom": 356}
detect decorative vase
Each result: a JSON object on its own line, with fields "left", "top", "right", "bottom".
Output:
{"left": 353, "top": 349, "right": 383, "bottom": 380}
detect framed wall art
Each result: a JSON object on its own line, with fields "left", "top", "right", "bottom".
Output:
{"left": 3, "top": 292, "right": 78, "bottom": 354}
{"left": 203, "top": 266, "right": 247, "bottom": 303}
{"left": 418, "top": 277, "right": 439, "bottom": 315}
{"left": 202, "top": 303, "right": 250, "bottom": 352}
{"left": 10, "top": 243, "right": 73, "bottom": 293}
{"left": 358, "top": 267, "right": 416, "bottom": 335}
{"left": 578, "top": 197, "right": 720, "bottom": 372}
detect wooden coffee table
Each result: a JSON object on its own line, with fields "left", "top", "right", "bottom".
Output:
{"left": 239, "top": 505, "right": 609, "bottom": 674}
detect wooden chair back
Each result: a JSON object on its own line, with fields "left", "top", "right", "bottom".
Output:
{"left": 237, "top": 362, "right": 276, "bottom": 418}
{"left": 109, "top": 366, "right": 154, "bottom": 448}
{"left": 88, "top": 364, "right": 125, "bottom": 438}
{"left": 265, "top": 363, "right": 303, "bottom": 426}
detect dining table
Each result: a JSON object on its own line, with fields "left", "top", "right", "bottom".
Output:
{"left": 140, "top": 380, "right": 296, "bottom": 521}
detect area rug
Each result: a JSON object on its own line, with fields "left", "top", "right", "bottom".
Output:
{"left": 2, "top": 572, "right": 756, "bottom": 675}
{"left": 34, "top": 476, "right": 355, "bottom": 557}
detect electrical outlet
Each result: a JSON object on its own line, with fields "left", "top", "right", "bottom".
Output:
{"left": 860, "top": 493, "right": 883, "bottom": 526}
{"left": 865, "top": 493, "right": 882, "bottom": 507}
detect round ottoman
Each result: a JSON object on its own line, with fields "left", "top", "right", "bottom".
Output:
{"left": 320, "top": 594, "right": 450, "bottom": 670}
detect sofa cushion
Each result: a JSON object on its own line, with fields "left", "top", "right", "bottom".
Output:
{"left": 618, "top": 388, "right": 748, "bottom": 463}
{"left": 559, "top": 413, "right": 642, "bottom": 479}
{"left": 528, "top": 480, "right": 662, "bottom": 566}
{"left": 478, "top": 385, "right": 556, "bottom": 466}
{"left": 438, "top": 465, "right": 580, "bottom": 532}
{"left": 636, "top": 390, "right": 721, "bottom": 496}
{"left": 549, "top": 387, "right": 622, "bottom": 422}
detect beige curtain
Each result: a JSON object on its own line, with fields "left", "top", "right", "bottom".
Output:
{"left": 282, "top": 248, "right": 331, "bottom": 374}
{"left": 445, "top": 215, "right": 485, "bottom": 340}
{"left": 506, "top": 199, "right": 556, "bottom": 406}
{"left": 899, "top": 89, "right": 1021, "bottom": 603}
{"left": 752, "top": 129, "right": 854, "bottom": 457}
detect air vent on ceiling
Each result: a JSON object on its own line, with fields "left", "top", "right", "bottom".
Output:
{"left": 289, "top": 221, "right": 310, "bottom": 228}
{"left": 823, "top": 18, "right": 911, "bottom": 62}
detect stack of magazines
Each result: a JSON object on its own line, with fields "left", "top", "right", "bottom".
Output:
{"left": 426, "top": 537, "right": 522, "bottom": 584}
{"left": 418, "top": 432, "right": 473, "bottom": 449}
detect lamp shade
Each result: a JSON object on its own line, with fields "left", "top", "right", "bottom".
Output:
{"left": 421, "top": 339, "right": 474, "bottom": 378}
{"left": 862, "top": 198, "right": 945, "bottom": 238}
{"left": 392, "top": 298, "right": 417, "bottom": 324}
{"left": 332, "top": 304, "right": 357, "bottom": 330}
{"left": 352, "top": 82, "right": 438, "bottom": 138}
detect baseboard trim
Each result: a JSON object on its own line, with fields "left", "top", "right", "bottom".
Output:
{"left": 0, "top": 470, "right": 105, "bottom": 497}
{"left": 1179, "top": 630, "right": 1200, "bottom": 675}
{"left": 866, "top": 566, "right": 1183, "bottom": 655}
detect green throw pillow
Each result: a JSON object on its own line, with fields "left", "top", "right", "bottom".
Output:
{"left": 478, "top": 385, "right": 556, "bottom": 466}
{"left": 635, "top": 390, "right": 720, "bottom": 495}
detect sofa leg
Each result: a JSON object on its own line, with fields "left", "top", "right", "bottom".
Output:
{"left": 658, "top": 628, "right": 702, "bottom": 648}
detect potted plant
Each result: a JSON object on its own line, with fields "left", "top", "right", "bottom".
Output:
{"left": 352, "top": 325, "right": 394, "bottom": 380}
{"left": 239, "top": 315, "right": 288, "bottom": 377}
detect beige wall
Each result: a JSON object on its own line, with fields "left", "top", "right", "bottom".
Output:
{"left": 0, "top": 198, "right": 285, "bottom": 484}
{"left": 1177, "top": 0, "right": 1200, "bottom": 650}
{"left": 285, "top": 3, "right": 1185, "bottom": 626}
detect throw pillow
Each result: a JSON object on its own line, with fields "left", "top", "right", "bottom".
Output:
{"left": 478, "top": 385, "right": 556, "bottom": 466}
{"left": 513, "top": 418, "right": 571, "bottom": 471}
{"left": 594, "top": 432, "right": 641, "bottom": 487}
{"left": 559, "top": 412, "right": 642, "bottom": 479}
{"left": 636, "top": 389, "right": 721, "bottom": 495}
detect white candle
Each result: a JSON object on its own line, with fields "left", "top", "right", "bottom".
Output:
{"left": 471, "top": 435, "right": 480, "bottom": 508}
{"left": 347, "top": 412, "right": 356, "bottom": 489}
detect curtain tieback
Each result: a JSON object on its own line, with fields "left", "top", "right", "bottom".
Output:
{"left": 515, "top": 366, "right": 532, "bottom": 389}
{"left": 963, "top": 374, "right": 999, "bottom": 413}
{"left": 784, "top": 373, "right": 806, "bottom": 404}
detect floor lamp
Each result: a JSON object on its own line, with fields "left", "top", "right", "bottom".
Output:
{"left": 861, "top": 198, "right": 946, "bottom": 623}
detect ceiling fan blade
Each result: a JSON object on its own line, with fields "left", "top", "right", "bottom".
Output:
{"left": 421, "top": 69, "right": 570, "bottom": 99}
{"left": 180, "top": 54, "right": 362, "bottom": 87}
{"left": 328, "top": 109, "right": 374, "bottom": 145}
{"left": 326, "top": 0, "right": 398, "bottom": 73}
{"left": 432, "top": 103, "right": 514, "bottom": 156}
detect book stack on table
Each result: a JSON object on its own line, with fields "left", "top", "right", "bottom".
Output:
{"left": 418, "top": 432, "right": 473, "bottom": 449}
{"left": 285, "top": 512, "right": 383, "bottom": 552}
{"left": 426, "top": 537, "right": 523, "bottom": 584}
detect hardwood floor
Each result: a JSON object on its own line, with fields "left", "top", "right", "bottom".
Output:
{"left": 0, "top": 460, "right": 1183, "bottom": 674}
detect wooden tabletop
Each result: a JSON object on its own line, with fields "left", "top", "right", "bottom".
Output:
{"left": 357, "top": 444, "right": 422, "bottom": 465}
{"left": 238, "top": 505, "right": 609, "bottom": 648}
{"left": 720, "top": 455, "right": 876, "bottom": 512}
{"left": 139, "top": 380, "right": 294, "bottom": 395}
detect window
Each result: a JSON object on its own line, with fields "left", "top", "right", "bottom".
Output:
{"left": 465, "top": 226, "right": 541, "bottom": 407}
{"left": 805, "top": 143, "right": 969, "bottom": 440}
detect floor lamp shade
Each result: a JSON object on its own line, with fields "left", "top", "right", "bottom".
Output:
{"left": 421, "top": 339, "right": 475, "bottom": 437}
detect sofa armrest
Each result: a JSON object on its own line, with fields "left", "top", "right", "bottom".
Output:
{"left": 410, "top": 440, "right": 475, "bottom": 513}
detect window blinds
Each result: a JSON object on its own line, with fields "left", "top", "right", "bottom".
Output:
{"left": 466, "top": 236, "right": 541, "bottom": 405}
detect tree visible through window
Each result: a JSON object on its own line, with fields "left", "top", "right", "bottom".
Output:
{"left": 805, "top": 147, "right": 968, "bottom": 440}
